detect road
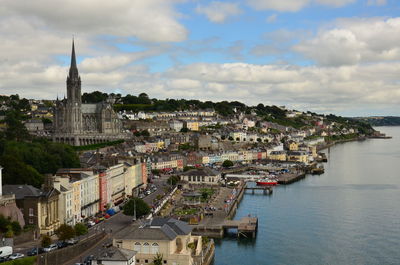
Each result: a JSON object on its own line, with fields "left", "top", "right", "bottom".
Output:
{"left": 66, "top": 177, "right": 170, "bottom": 264}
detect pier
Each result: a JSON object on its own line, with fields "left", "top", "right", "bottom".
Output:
{"left": 277, "top": 172, "right": 305, "bottom": 184}
{"left": 223, "top": 217, "right": 258, "bottom": 238}
{"left": 244, "top": 185, "right": 273, "bottom": 195}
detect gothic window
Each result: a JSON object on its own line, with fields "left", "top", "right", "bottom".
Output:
{"left": 134, "top": 242, "right": 141, "bottom": 252}
{"left": 151, "top": 243, "right": 159, "bottom": 254}
{"left": 143, "top": 242, "right": 150, "bottom": 254}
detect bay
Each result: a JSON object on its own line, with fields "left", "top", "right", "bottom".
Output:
{"left": 214, "top": 126, "right": 400, "bottom": 265}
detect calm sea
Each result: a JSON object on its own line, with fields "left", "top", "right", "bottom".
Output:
{"left": 214, "top": 126, "right": 400, "bottom": 265}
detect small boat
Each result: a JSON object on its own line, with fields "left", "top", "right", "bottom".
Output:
{"left": 256, "top": 178, "right": 278, "bottom": 186}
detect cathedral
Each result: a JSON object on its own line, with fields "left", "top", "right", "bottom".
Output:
{"left": 53, "top": 41, "right": 128, "bottom": 146}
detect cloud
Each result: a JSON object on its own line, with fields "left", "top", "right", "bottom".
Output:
{"left": 0, "top": 0, "right": 187, "bottom": 42}
{"left": 266, "top": 14, "right": 278, "bottom": 23}
{"left": 196, "top": 2, "right": 242, "bottom": 23}
{"left": 367, "top": 0, "right": 387, "bottom": 6}
{"left": 246, "top": 0, "right": 310, "bottom": 12}
{"left": 294, "top": 17, "right": 400, "bottom": 66}
{"left": 246, "top": 0, "right": 355, "bottom": 12}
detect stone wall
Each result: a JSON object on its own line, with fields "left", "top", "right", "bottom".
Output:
{"left": 37, "top": 231, "right": 106, "bottom": 265}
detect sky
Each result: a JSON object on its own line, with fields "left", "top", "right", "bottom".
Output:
{"left": 0, "top": 0, "right": 399, "bottom": 116}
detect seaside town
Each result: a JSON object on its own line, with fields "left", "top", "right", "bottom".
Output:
{"left": 0, "top": 44, "right": 384, "bottom": 265}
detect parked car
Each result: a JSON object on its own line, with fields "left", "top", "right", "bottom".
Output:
{"left": 0, "top": 256, "right": 9, "bottom": 263}
{"left": 8, "top": 253, "right": 24, "bottom": 260}
{"left": 43, "top": 244, "right": 58, "bottom": 252}
{"left": 66, "top": 238, "right": 79, "bottom": 245}
{"left": 27, "top": 247, "right": 44, "bottom": 256}
{"left": 84, "top": 255, "right": 94, "bottom": 264}
{"left": 87, "top": 220, "right": 96, "bottom": 227}
{"left": 56, "top": 241, "right": 68, "bottom": 249}
{"left": 103, "top": 213, "right": 111, "bottom": 219}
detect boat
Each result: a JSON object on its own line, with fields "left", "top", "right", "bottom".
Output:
{"left": 256, "top": 178, "right": 278, "bottom": 186}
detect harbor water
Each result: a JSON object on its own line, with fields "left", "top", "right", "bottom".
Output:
{"left": 214, "top": 126, "right": 400, "bottom": 265}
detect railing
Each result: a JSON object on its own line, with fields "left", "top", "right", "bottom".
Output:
{"left": 146, "top": 186, "right": 178, "bottom": 219}
{"left": 192, "top": 239, "right": 214, "bottom": 265}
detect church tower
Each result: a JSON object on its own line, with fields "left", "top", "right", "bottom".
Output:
{"left": 66, "top": 39, "right": 82, "bottom": 134}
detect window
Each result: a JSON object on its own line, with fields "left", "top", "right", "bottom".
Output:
{"left": 163, "top": 260, "right": 167, "bottom": 264}
{"left": 134, "top": 242, "right": 141, "bottom": 253}
{"left": 151, "top": 243, "right": 159, "bottom": 254}
{"left": 143, "top": 242, "right": 150, "bottom": 254}
{"left": 136, "top": 260, "right": 140, "bottom": 263}
{"left": 202, "top": 176, "right": 205, "bottom": 182}
{"left": 145, "top": 260, "right": 149, "bottom": 263}
{"left": 29, "top": 208, "right": 34, "bottom": 216}
{"left": 29, "top": 218, "right": 33, "bottom": 224}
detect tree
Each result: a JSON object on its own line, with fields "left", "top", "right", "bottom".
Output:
{"left": 153, "top": 253, "right": 163, "bottom": 265}
{"left": 222, "top": 160, "right": 233, "bottom": 168}
{"left": 123, "top": 197, "right": 151, "bottom": 218}
{"left": 74, "top": 223, "right": 88, "bottom": 236}
{"left": 167, "top": 175, "right": 180, "bottom": 186}
{"left": 11, "top": 221, "right": 21, "bottom": 236}
{"left": 180, "top": 127, "right": 189, "bottom": 133}
{"left": 56, "top": 224, "right": 75, "bottom": 241}
{"left": 41, "top": 235, "right": 52, "bottom": 247}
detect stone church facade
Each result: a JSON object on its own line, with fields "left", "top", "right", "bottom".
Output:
{"left": 53, "top": 41, "right": 129, "bottom": 146}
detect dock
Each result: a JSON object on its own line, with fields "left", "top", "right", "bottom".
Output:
{"left": 223, "top": 217, "right": 258, "bottom": 238}
{"left": 244, "top": 186, "right": 273, "bottom": 195}
{"left": 277, "top": 172, "right": 305, "bottom": 184}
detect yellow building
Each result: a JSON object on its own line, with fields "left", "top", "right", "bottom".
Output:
{"left": 114, "top": 218, "right": 214, "bottom": 265}
{"left": 184, "top": 121, "right": 199, "bottom": 131}
{"left": 288, "top": 142, "right": 299, "bottom": 151}
{"left": 269, "top": 151, "right": 287, "bottom": 161}
{"left": 287, "top": 151, "right": 308, "bottom": 163}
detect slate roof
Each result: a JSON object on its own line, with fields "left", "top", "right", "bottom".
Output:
{"left": 181, "top": 167, "right": 220, "bottom": 177}
{"left": 117, "top": 217, "right": 192, "bottom": 241}
{"left": 96, "top": 246, "right": 136, "bottom": 262}
{"left": 2, "top": 185, "right": 43, "bottom": 200}
{"left": 2, "top": 185, "right": 59, "bottom": 200}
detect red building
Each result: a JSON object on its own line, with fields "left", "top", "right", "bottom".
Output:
{"left": 99, "top": 172, "right": 108, "bottom": 212}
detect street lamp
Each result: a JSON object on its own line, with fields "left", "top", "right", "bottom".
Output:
{"left": 132, "top": 198, "right": 137, "bottom": 221}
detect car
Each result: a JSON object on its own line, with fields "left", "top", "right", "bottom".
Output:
{"left": 56, "top": 241, "right": 68, "bottom": 249}
{"left": 66, "top": 238, "right": 79, "bottom": 245}
{"left": 27, "top": 247, "right": 44, "bottom": 256}
{"left": 43, "top": 244, "right": 58, "bottom": 252}
{"left": 103, "top": 214, "right": 111, "bottom": 219}
{"left": 87, "top": 220, "right": 96, "bottom": 227}
{"left": 0, "top": 257, "right": 9, "bottom": 263}
{"left": 84, "top": 255, "right": 94, "bottom": 264}
{"left": 8, "top": 253, "right": 24, "bottom": 260}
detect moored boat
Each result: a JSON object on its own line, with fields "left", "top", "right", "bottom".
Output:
{"left": 256, "top": 178, "right": 278, "bottom": 186}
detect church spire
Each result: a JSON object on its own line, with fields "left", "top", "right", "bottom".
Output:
{"left": 69, "top": 38, "right": 79, "bottom": 78}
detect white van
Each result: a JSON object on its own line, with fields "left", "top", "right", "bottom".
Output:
{"left": 0, "top": 246, "right": 12, "bottom": 258}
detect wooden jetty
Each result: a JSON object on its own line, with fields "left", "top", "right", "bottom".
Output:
{"left": 244, "top": 186, "right": 273, "bottom": 195}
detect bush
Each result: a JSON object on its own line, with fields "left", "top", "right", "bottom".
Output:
{"left": 222, "top": 160, "right": 233, "bottom": 168}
